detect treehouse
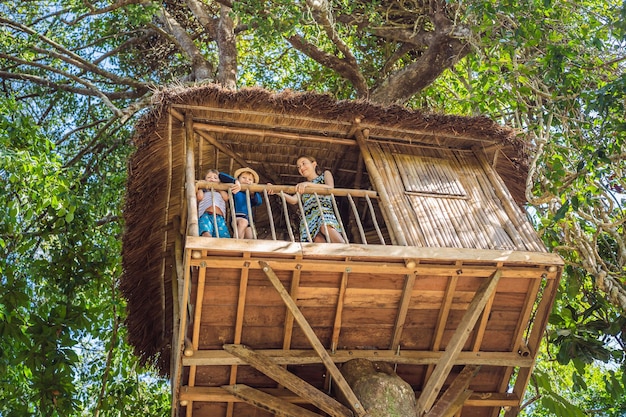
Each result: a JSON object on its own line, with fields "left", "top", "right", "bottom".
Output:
{"left": 121, "top": 85, "right": 563, "bottom": 417}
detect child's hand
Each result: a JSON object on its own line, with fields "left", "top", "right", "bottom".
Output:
{"left": 266, "top": 183, "right": 274, "bottom": 195}
{"left": 295, "top": 182, "right": 311, "bottom": 194}
{"left": 231, "top": 181, "right": 241, "bottom": 194}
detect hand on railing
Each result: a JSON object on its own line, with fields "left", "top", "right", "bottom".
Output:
{"left": 230, "top": 180, "right": 241, "bottom": 194}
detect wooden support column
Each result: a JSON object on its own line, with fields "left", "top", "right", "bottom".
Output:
{"left": 223, "top": 345, "right": 352, "bottom": 417}
{"left": 416, "top": 269, "right": 502, "bottom": 415}
{"left": 259, "top": 261, "right": 366, "bottom": 417}
{"left": 226, "top": 258, "right": 251, "bottom": 417}
{"left": 184, "top": 111, "right": 199, "bottom": 237}
{"left": 171, "top": 246, "right": 193, "bottom": 417}
{"left": 504, "top": 274, "right": 560, "bottom": 417}
{"left": 390, "top": 272, "right": 417, "bottom": 350}
{"left": 353, "top": 127, "right": 407, "bottom": 246}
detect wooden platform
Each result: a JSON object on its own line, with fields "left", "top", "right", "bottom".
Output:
{"left": 173, "top": 237, "right": 563, "bottom": 417}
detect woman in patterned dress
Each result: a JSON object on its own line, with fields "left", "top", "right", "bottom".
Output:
{"left": 283, "top": 155, "right": 345, "bottom": 243}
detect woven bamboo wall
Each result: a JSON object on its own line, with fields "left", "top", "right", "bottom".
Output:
{"left": 367, "top": 142, "right": 544, "bottom": 252}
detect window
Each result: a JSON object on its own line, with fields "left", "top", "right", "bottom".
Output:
{"left": 393, "top": 154, "right": 466, "bottom": 197}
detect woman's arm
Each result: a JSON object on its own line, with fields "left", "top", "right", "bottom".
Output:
{"left": 322, "top": 170, "right": 335, "bottom": 188}
{"left": 283, "top": 192, "right": 299, "bottom": 205}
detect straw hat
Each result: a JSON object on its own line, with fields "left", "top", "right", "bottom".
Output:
{"left": 234, "top": 167, "right": 259, "bottom": 183}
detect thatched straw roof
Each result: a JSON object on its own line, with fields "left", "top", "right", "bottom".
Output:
{"left": 121, "top": 84, "right": 532, "bottom": 372}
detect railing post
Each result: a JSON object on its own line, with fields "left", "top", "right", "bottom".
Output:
{"left": 264, "top": 189, "right": 277, "bottom": 240}
{"left": 347, "top": 194, "right": 367, "bottom": 244}
{"left": 330, "top": 193, "right": 349, "bottom": 243}
{"left": 184, "top": 111, "right": 199, "bottom": 237}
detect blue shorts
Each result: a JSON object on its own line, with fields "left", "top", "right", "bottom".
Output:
{"left": 199, "top": 212, "right": 231, "bottom": 238}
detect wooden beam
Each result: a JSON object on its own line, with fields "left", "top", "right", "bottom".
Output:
{"left": 416, "top": 269, "right": 503, "bottom": 415}
{"left": 259, "top": 261, "right": 367, "bottom": 417}
{"left": 191, "top": 255, "right": 558, "bottom": 280}
{"left": 390, "top": 272, "right": 417, "bottom": 349}
{"left": 425, "top": 365, "right": 481, "bottom": 417}
{"left": 184, "top": 111, "right": 199, "bottom": 237}
{"left": 185, "top": 235, "right": 565, "bottom": 268}
{"left": 223, "top": 344, "right": 352, "bottom": 417}
{"left": 331, "top": 268, "right": 350, "bottom": 352}
{"left": 194, "top": 120, "right": 357, "bottom": 146}
{"left": 221, "top": 384, "right": 323, "bottom": 417}
{"left": 282, "top": 264, "right": 302, "bottom": 350}
{"left": 492, "top": 277, "right": 544, "bottom": 417}
{"left": 471, "top": 285, "right": 496, "bottom": 351}
{"left": 183, "top": 349, "right": 535, "bottom": 368}
{"left": 327, "top": 267, "right": 350, "bottom": 391}
{"left": 354, "top": 128, "right": 407, "bottom": 245}
{"left": 226, "top": 259, "right": 251, "bottom": 417}
{"left": 425, "top": 270, "right": 460, "bottom": 384}
{"left": 504, "top": 274, "right": 560, "bottom": 417}
{"left": 188, "top": 266, "right": 207, "bottom": 386}
{"left": 169, "top": 103, "right": 499, "bottom": 145}
{"left": 179, "top": 386, "right": 521, "bottom": 408}
{"left": 280, "top": 262, "right": 302, "bottom": 390}
{"left": 171, "top": 247, "right": 193, "bottom": 417}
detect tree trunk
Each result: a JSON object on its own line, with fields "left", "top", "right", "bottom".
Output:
{"left": 338, "top": 358, "right": 418, "bottom": 417}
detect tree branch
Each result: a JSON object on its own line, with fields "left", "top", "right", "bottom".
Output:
{"left": 287, "top": 34, "right": 369, "bottom": 97}
{"left": 305, "top": 0, "right": 367, "bottom": 92}
{"left": 154, "top": 6, "right": 214, "bottom": 81}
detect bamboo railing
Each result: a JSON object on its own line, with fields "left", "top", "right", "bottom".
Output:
{"left": 193, "top": 182, "right": 385, "bottom": 244}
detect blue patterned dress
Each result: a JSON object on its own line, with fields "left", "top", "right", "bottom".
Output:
{"left": 299, "top": 173, "right": 342, "bottom": 242}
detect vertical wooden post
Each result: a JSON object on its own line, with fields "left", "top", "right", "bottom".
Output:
{"left": 503, "top": 273, "right": 560, "bottom": 417}
{"left": 185, "top": 111, "right": 199, "bottom": 237}
{"left": 354, "top": 127, "right": 407, "bottom": 246}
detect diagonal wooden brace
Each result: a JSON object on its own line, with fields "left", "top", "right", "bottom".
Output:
{"left": 259, "top": 260, "right": 367, "bottom": 417}
{"left": 222, "top": 384, "right": 323, "bottom": 417}
{"left": 416, "top": 269, "right": 502, "bottom": 415}
{"left": 223, "top": 344, "right": 352, "bottom": 417}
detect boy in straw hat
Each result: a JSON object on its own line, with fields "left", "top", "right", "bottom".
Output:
{"left": 220, "top": 167, "right": 262, "bottom": 239}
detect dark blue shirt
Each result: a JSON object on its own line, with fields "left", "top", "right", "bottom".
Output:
{"left": 219, "top": 172, "right": 262, "bottom": 218}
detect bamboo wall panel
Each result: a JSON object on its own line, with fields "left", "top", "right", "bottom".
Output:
{"left": 368, "top": 142, "right": 426, "bottom": 246}
{"left": 363, "top": 143, "right": 543, "bottom": 251}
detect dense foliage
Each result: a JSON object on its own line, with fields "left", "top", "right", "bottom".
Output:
{"left": 1, "top": 0, "right": 624, "bottom": 415}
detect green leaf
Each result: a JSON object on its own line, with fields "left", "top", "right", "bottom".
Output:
{"left": 553, "top": 200, "right": 570, "bottom": 222}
